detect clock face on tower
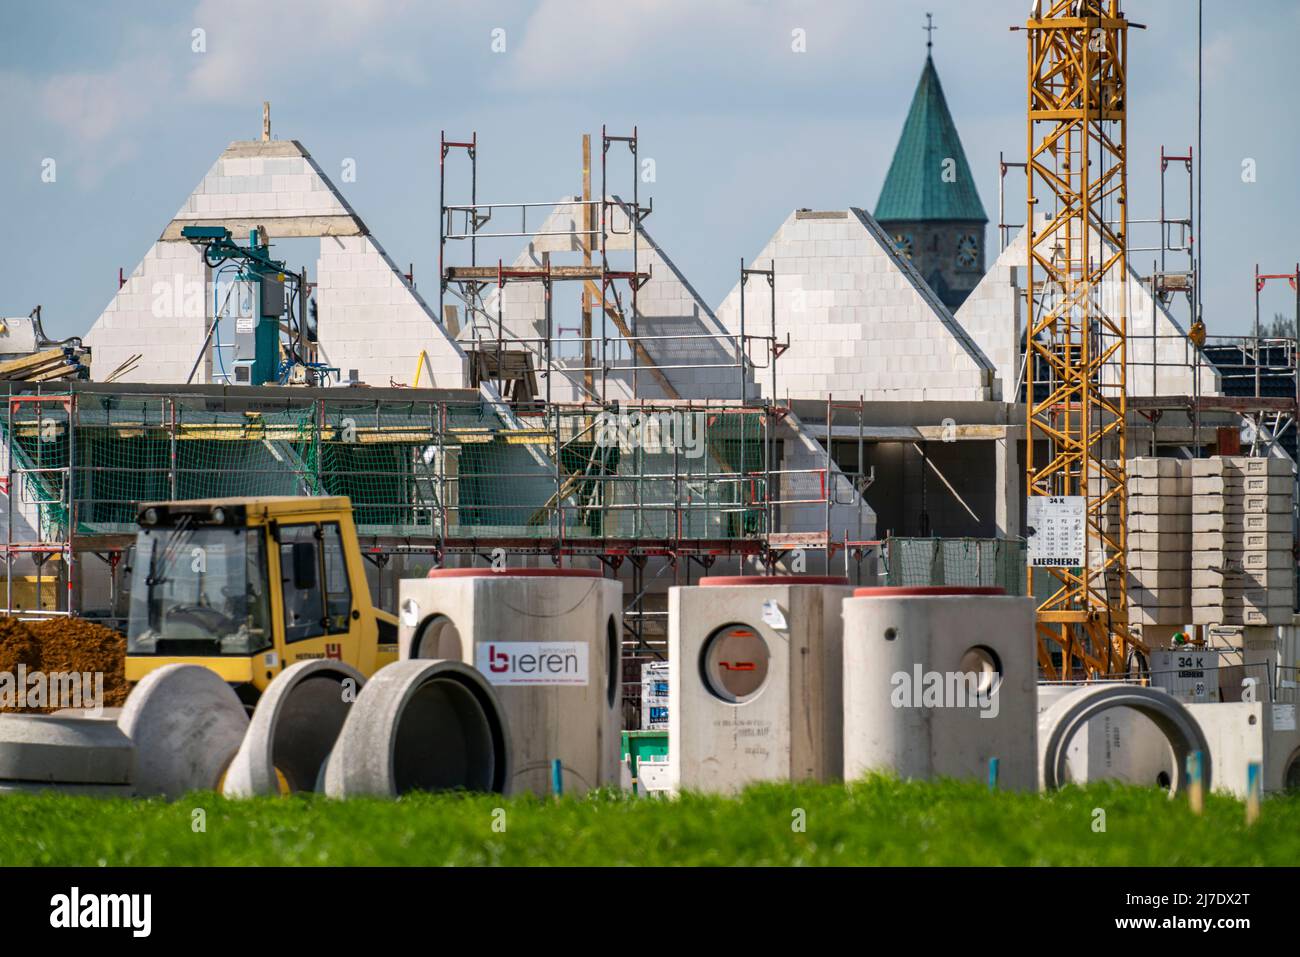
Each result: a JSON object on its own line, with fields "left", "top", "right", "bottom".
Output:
{"left": 893, "top": 233, "right": 914, "bottom": 261}
{"left": 956, "top": 233, "right": 979, "bottom": 268}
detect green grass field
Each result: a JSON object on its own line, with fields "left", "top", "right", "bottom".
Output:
{"left": 1, "top": 777, "right": 1295, "bottom": 866}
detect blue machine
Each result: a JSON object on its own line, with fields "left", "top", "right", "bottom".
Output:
{"left": 181, "top": 226, "right": 294, "bottom": 386}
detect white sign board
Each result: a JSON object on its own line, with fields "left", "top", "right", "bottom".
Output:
{"left": 476, "top": 641, "right": 589, "bottom": 686}
{"left": 1273, "top": 703, "right": 1297, "bottom": 732}
{"left": 1026, "top": 496, "right": 1087, "bottom": 568}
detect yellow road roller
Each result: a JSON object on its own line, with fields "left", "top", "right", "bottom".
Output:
{"left": 124, "top": 496, "right": 398, "bottom": 710}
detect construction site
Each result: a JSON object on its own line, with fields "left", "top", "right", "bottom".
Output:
{"left": 0, "top": 0, "right": 1297, "bottom": 832}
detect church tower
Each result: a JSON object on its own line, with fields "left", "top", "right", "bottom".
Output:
{"left": 874, "top": 20, "right": 987, "bottom": 312}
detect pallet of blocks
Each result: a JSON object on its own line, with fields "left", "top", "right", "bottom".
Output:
{"left": 1191, "top": 456, "right": 1295, "bottom": 626}
{"left": 1125, "top": 458, "right": 1191, "bottom": 627}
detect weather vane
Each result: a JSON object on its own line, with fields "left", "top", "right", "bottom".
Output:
{"left": 924, "top": 12, "right": 936, "bottom": 52}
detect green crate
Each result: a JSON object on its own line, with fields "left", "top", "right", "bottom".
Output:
{"left": 621, "top": 730, "right": 668, "bottom": 765}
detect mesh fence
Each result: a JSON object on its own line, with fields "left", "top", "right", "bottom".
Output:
{"left": 882, "top": 537, "right": 1027, "bottom": 594}
{"left": 4, "top": 392, "right": 779, "bottom": 545}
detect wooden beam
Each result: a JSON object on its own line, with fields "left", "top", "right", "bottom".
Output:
{"left": 582, "top": 279, "right": 679, "bottom": 400}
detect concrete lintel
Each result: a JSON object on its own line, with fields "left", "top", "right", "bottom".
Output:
{"left": 162, "top": 215, "right": 366, "bottom": 241}
{"left": 789, "top": 398, "right": 1024, "bottom": 430}
{"left": 220, "top": 139, "right": 311, "bottom": 159}
{"left": 794, "top": 210, "right": 849, "bottom": 220}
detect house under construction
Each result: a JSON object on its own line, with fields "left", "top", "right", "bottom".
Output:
{"left": 3, "top": 32, "right": 1297, "bottom": 722}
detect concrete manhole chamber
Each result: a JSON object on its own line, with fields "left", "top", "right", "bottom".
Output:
{"left": 398, "top": 567, "right": 622, "bottom": 796}
{"left": 1185, "top": 700, "right": 1300, "bottom": 797}
{"left": 668, "top": 575, "right": 855, "bottom": 794}
{"left": 841, "top": 586, "right": 1038, "bottom": 789}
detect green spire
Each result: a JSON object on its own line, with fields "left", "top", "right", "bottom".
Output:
{"left": 874, "top": 55, "right": 987, "bottom": 223}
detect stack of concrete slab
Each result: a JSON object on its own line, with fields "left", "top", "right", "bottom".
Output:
{"left": 1126, "top": 458, "right": 1192, "bottom": 626}
{"left": 1192, "top": 457, "right": 1295, "bottom": 626}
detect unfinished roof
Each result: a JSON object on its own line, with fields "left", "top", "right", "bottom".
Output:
{"left": 713, "top": 208, "right": 996, "bottom": 403}
{"left": 465, "top": 198, "right": 743, "bottom": 402}
{"left": 161, "top": 139, "right": 367, "bottom": 240}
{"left": 874, "top": 56, "right": 987, "bottom": 224}
{"left": 84, "top": 136, "right": 465, "bottom": 386}
{"left": 955, "top": 221, "right": 1220, "bottom": 400}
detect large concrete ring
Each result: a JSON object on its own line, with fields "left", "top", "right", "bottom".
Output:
{"left": 118, "top": 664, "right": 250, "bottom": 799}
{"left": 222, "top": 660, "right": 365, "bottom": 797}
{"left": 0, "top": 714, "right": 134, "bottom": 785}
{"left": 1039, "top": 684, "right": 1212, "bottom": 793}
{"left": 323, "top": 659, "right": 511, "bottom": 798}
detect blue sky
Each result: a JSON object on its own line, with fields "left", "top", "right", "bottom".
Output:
{"left": 2, "top": 0, "right": 1297, "bottom": 340}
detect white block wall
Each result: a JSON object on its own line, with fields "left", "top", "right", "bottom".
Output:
{"left": 777, "top": 409, "right": 876, "bottom": 540}
{"left": 84, "top": 240, "right": 212, "bottom": 384}
{"left": 957, "top": 221, "right": 1220, "bottom": 400}
{"left": 0, "top": 439, "right": 43, "bottom": 558}
{"left": 471, "top": 199, "right": 746, "bottom": 402}
{"left": 171, "top": 140, "right": 357, "bottom": 223}
{"left": 713, "top": 209, "right": 995, "bottom": 402}
{"left": 83, "top": 137, "right": 467, "bottom": 387}
{"left": 316, "top": 235, "right": 466, "bottom": 387}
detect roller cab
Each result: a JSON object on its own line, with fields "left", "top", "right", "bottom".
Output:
{"left": 125, "top": 496, "right": 398, "bottom": 705}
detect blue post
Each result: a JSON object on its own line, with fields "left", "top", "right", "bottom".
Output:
{"left": 1246, "top": 761, "right": 1261, "bottom": 825}
{"left": 988, "top": 756, "right": 1000, "bottom": 792}
{"left": 551, "top": 758, "right": 563, "bottom": 798}
{"left": 1186, "top": 750, "right": 1204, "bottom": 814}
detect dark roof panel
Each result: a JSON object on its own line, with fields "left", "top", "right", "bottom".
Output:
{"left": 874, "top": 56, "right": 988, "bottom": 224}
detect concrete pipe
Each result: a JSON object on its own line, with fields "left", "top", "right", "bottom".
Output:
{"left": 118, "top": 664, "right": 250, "bottom": 799}
{"left": 1038, "top": 683, "right": 1178, "bottom": 788}
{"left": 0, "top": 714, "right": 134, "bottom": 786}
{"left": 323, "top": 659, "right": 510, "bottom": 798}
{"left": 1039, "top": 684, "right": 1212, "bottom": 793}
{"left": 669, "top": 576, "right": 855, "bottom": 794}
{"left": 842, "top": 587, "right": 1039, "bottom": 789}
{"left": 221, "top": 660, "right": 365, "bottom": 797}
{"left": 399, "top": 568, "right": 621, "bottom": 797}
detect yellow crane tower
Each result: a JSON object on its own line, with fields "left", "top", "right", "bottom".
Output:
{"left": 1023, "top": 0, "right": 1145, "bottom": 678}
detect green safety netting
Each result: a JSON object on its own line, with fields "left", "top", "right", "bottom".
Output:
{"left": 4, "top": 393, "right": 771, "bottom": 543}
{"left": 882, "top": 537, "right": 1027, "bottom": 594}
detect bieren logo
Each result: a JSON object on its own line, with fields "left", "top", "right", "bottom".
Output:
{"left": 475, "top": 641, "right": 589, "bottom": 686}
{"left": 49, "top": 887, "right": 151, "bottom": 937}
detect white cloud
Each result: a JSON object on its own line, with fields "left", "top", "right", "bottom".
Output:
{"left": 183, "top": 0, "right": 444, "bottom": 102}
{"left": 499, "top": 0, "right": 880, "bottom": 93}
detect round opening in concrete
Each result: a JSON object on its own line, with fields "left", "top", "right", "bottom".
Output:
{"left": 413, "top": 614, "right": 462, "bottom": 660}
{"left": 1285, "top": 748, "right": 1300, "bottom": 793}
{"left": 1040, "top": 685, "right": 1211, "bottom": 794}
{"left": 959, "top": 645, "right": 1002, "bottom": 697}
{"left": 606, "top": 615, "right": 620, "bottom": 710}
{"left": 322, "top": 660, "right": 511, "bottom": 798}
{"left": 701, "top": 623, "right": 769, "bottom": 704}
{"left": 391, "top": 673, "right": 497, "bottom": 793}
{"left": 269, "top": 672, "right": 355, "bottom": 793}
{"left": 222, "top": 660, "right": 366, "bottom": 798}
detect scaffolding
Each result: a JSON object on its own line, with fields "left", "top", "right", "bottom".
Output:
{"left": 0, "top": 382, "right": 868, "bottom": 622}
{"left": 437, "top": 128, "right": 783, "bottom": 406}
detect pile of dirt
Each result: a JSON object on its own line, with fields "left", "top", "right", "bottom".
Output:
{"left": 0, "top": 617, "right": 128, "bottom": 713}
{"left": 0, "top": 618, "right": 43, "bottom": 678}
